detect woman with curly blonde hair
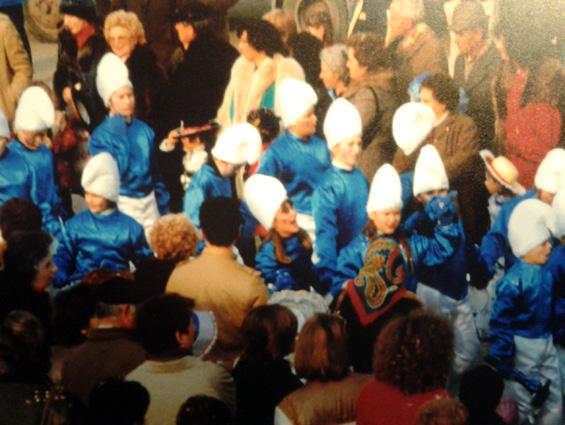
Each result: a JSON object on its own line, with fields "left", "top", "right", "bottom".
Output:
{"left": 149, "top": 214, "right": 199, "bottom": 263}
{"left": 103, "top": 9, "right": 165, "bottom": 130}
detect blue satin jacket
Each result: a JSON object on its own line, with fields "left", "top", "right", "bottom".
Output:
{"left": 0, "top": 145, "right": 33, "bottom": 205}
{"left": 9, "top": 140, "right": 65, "bottom": 238}
{"left": 255, "top": 235, "right": 319, "bottom": 291}
{"left": 480, "top": 190, "right": 536, "bottom": 278}
{"left": 312, "top": 165, "right": 368, "bottom": 288}
{"left": 257, "top": 130, "right": 331, "bottom": 215}
{"left": 183, "top": 162, "right": 233, "bottom": 228}
{"left": 53, "top": 209, "right": 151, "bottom": 287}
{"left": 88, "top": 115, "right": 170, "bottom": 214}
{"left": 331, "top": 221, "right": 459, "bottom": 296}
{"left": 490, "top": 260, "right": 554, "bottom": 361}
{"left": 547, "top": 245, "right": 565, "bottom": 347}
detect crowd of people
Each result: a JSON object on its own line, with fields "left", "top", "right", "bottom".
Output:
{"left": 0, "top": 0, "right": 563, "bottom": 424}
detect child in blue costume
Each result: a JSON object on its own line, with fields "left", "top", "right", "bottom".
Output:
{"left": 480, "top": 148, "right": 565, "bottom": 280}
{"left": 257, "top": 78, "right": 331, "bottom": 242}
{"left": 490, "top": 199, "right": 562, "bottom": 424}
{"left": 312, "top": 98, "right": 368, "bottom": 293}
{"left": 332, "top": 162, "right": 459, "bottom": 297}
{"left": 547, "top": 190, "right": 565, "bottom": 402}
{"left": 183, "top": 122, "right": 262, "bottom": 229}
{"left": 245, "top": 174, "right": 319, "bottom": 293}
{"left": 402, "top": 145, "right": 482, "bottom": 383}
{"left": 88, "top": 53, "right": 169, "bottom": 236}
{"left": 53, "top": 153, "right": 151, "bottom": 288}
{"left": 9, "top": 87, "right": 65, "bottom": 239}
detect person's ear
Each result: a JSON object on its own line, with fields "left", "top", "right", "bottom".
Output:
{"left": 175, "top": 330, "right": 192, "bottom": 349}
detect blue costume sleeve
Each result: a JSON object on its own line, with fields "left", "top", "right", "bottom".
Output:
{"left": 312, "top": 183, "right": 339, "bottom": 287}
{"left": 131, "top": 221, "right": 153, "bottom": 260}
{"left": 53, "top": 224, "right": 76, "bottom": 287}
{"left": 489, "top": 274, "right": 519, "bottom": 363}
{"left": 183, "top": 178, "right": 205, "bottom": 228}
{"left": 147, "top": 126, "right": 170, "bottom": 215}
{"left": 409, "top": 223, "right": 460, "bottom": 267}
{"left": 332, "top": 235, "right": 368, "bottom": 295}
{"left": 256, "top": 145, "right": 282, "bottom": 177}
{"left": 548, "top": 248, "right": 565, "bottom": 346}
{"left": 255, "top": 241, "right": 279, "bottom": 284}
{"left": 479, "top": 210, "right": 507, "bottom": 277}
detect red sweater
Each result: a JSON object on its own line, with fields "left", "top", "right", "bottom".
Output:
{"left": 356, "top": 380, "right": 449, "bottom": 425}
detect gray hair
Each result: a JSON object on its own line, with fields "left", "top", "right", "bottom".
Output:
{"left": 389, "top": 0, "right": 425, "bottom": 22}
{"left": 319, "top": 43, "right": 349, "bottom": 82}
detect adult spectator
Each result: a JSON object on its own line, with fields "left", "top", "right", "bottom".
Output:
{"left": 0, "top": 0, "right": 31, "bottom": 58}
{"left": 0, "top": 198, "right": 41, "bottom": 242}
{"left": 415, "top": 399, "right": 468, "bottom": 425}
{"left": 233, "top": 305, "right": 302, "bottom": 425}
{"left": 459, "top": 365, "right": 506, "bottom": 425}
{"left": 385, "top": 0, "right": 447, "bottom": 101}
{"left": 346, "top": 0, "right": 389, "bottom": 38}
{"left": 452, "top": 1, "right": 502, "bottom": 151}
{"left": 0, "top": 12, "right": 31, "bottom": 125}
{"left": 104, "top": 9, "right": 166, "bottom": 133}
{"left": 394, "top": 73, "right": 488, "bottom": 243}
{"left": 166, "top": 197, "right": 268, "bottom": 367}
{"left": 262, "top": 8, "right": 296, "bottom": 52}
{"left": 216, "top": 19, "right": 304, "bottom": 128}
{"left": 177, "top": 395, "right": 233, "bottom": 425}
{"left": 345, "top": 33, "right": 400, "bottom": 179}
{"left": 61, "top": 279, "right": 146, "bottom": 405}
{"left": 275, "top": 313, "right": 371, "bottom": 424}
{"left": 356, "top": 312, "right": 453, "bottom": 425}
{"left": 89, "top": 379, "right": 150, "bottom": 425}
{"left": 126, "top": 294, "right": 235, "bottom": 424}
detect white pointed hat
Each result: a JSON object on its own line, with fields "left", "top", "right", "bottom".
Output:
{"left": 244, "top": 174, "right": 288, "bottom": 229}
{"left": 276, "top": 78, "right": 318, "bottom": 128}
{"left": 534, "top": 148, "right": 565, "bottom": 194}
{"left": 508, "top": 198, "right": 556, "bottom": 257}
{"left": 0, "top": 111, "right": 9, "bottom": 139}
{"left": 323, "top": 98, "right": 362, "bottom": 149}
{"left": 14, "top": 86, "right": 55, "bottom": 132}
{"left": 393, "top": 102, "right": 436, "bottom": 156}
{"left": 413, "top": 145, "right": 449, "bottom": 196}
{"left": 367, "top": 164, "right": 403, "bottom": 213}
{"left": 553, "top": 190, "right": 565, "bottom": 238}
{"left": 96, "top": 52, "right": 133, "bottom": 106}
{"left": 211, "top": 122, "right": 262, "bottom": 165}
{"left": 81, "top": 152, "right": 120, "bottom": 202}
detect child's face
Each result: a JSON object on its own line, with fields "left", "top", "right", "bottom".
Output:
{"left": 484, "top": 171, "right": 503, "bottom": 195}
{"left": 332, "top": 137, "right": 362, "bottom": 168}
{"left": 273, "top": 203, "right": 299, "bottom": 238}
{"left": 109, "top": 86, "right": 135, "bottom": 119}
{"left": 369, "top": 208, "right": 401, "bottom": 235}
{"left": 17, "top": 130, "right": 50, "bottom": 151}
{"left": 180, "top": 135, "right": 202, "bottom": 152}
{"left": 85, "top": 191, "right": 111, "bottom": 213}
{"left": 289, "top": 108, "right": 317, "bottom": 139}
{"left": 522, "top": 240, "right": 552, "bottom": 265}
{"left": 417, "top": 189, "right": 449, "bottom": 204}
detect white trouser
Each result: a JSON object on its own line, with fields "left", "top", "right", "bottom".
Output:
{"left": 118, "top": 191, "right": 160, "bottom": 240}
{"left": 504, "top": 335, "right": 563, "bottom": 425}
{"left": 416, "top": 284, "right": 482, "bottom": 379}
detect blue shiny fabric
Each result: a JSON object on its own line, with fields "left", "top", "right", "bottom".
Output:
{"left": 0, "top": 146, "right": 33, "bottom": 205}
{"left": 257, "top": 130, "right": 331, "bottom": 215}
{"left": 480, "top": 190, "right": 536, "bottom": 278}
{"left": 53, "top": 209, "right": 151, "bottom": 287}
{"left": 88, "top": 115, "right": 170, "bottom": 214}
{"left": 312, "top": 165, "right": 368, "bottom": 289}
{"left": 183, "top": 163, "right": 233, "bottom": 228}
{"left": 490, "top": 260, "right": 554, "bottom": 361}
{"left": 255, "top": 235, "right": 318, "bottom": 291}
{"left": 546, "top": 245, "right": 565, "bottom": 347}
{"left": 9, "top": 140, "right": 65, "bottom": 238}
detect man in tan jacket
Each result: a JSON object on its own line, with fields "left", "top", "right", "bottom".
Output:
{"left": 0, "top": 13, "right": 31, "bottom": 125}
{"left": 166, "top": 196, "right": 268, "bottom": 368}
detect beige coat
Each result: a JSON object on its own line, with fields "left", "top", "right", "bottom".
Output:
{"left": 0, "top": 13, "right": 32, "bottom": 125}
{"left": 166, "top": 246, "right": 269, "bottom": 367}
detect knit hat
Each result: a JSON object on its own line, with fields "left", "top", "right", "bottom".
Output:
{"left": 191, "top": 311, "right": 218, "bottom": 358}
{"left": 81, "top": 152, "right": 120, "bottom": 202}
{"left": 413, "top": 145, "right": 449, "bottom": 196}
{"left": 367, "top": 164, "right": 403, "bottom": 213}
{"left": 508, "top": 199, "right": 555, "bottom": 257}
{"left": 393, "top": 102, "right": 436, "bottom": 156}
{"left": 323, "top": 98, "right": 362, "bottom": 150}
{"left": 244, "top": 174, "right": 287, "bottom": 229}
{"left": 276, "top": 78, "right": 318, "bottom": 128}
{"left": 211, "top": 123, "right": 262, "bottom": 165}
{"left": 96, "top": 53, "right": 133, "bottom": 107}
{"left": 534, "top": 148, "right": 565, "bottom": 194}
{"left": 553, "top": 190, "right": 565, "bottom": 238}
{"left": 0, "top": 111, "right": 9, "bottom": 139}
{"left": 59, "top": 0, "right": 97, "bottom": 23}
{"left": 13, "top": 86, "right": 55, "bottom": 132}
{"left": 479, "top": 150, "right": 525, "bottom": 195}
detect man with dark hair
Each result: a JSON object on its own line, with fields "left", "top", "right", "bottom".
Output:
{"left": 0, "top": 197, "right": 42, "bottom": 241}
{"left": 127, "top": 293, "right": 234, "bottom": 425}
{"left": 166, "top": 197, "right": 268, "bottom": 367}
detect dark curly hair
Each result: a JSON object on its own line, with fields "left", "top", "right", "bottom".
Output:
{"left": 237, "top": 20, "right": 286, "bottom": 57}
{"left": 247, "top": 108, "right": 280, "bottom": 144}
{"left": 420, "top": 73, "right": 460, "bottom": 112}
{"left": 347, "top": 32, "right": 391, "bottom": 72}
{"left": 373, "top": 311, "right": 453, "bottom": 395}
